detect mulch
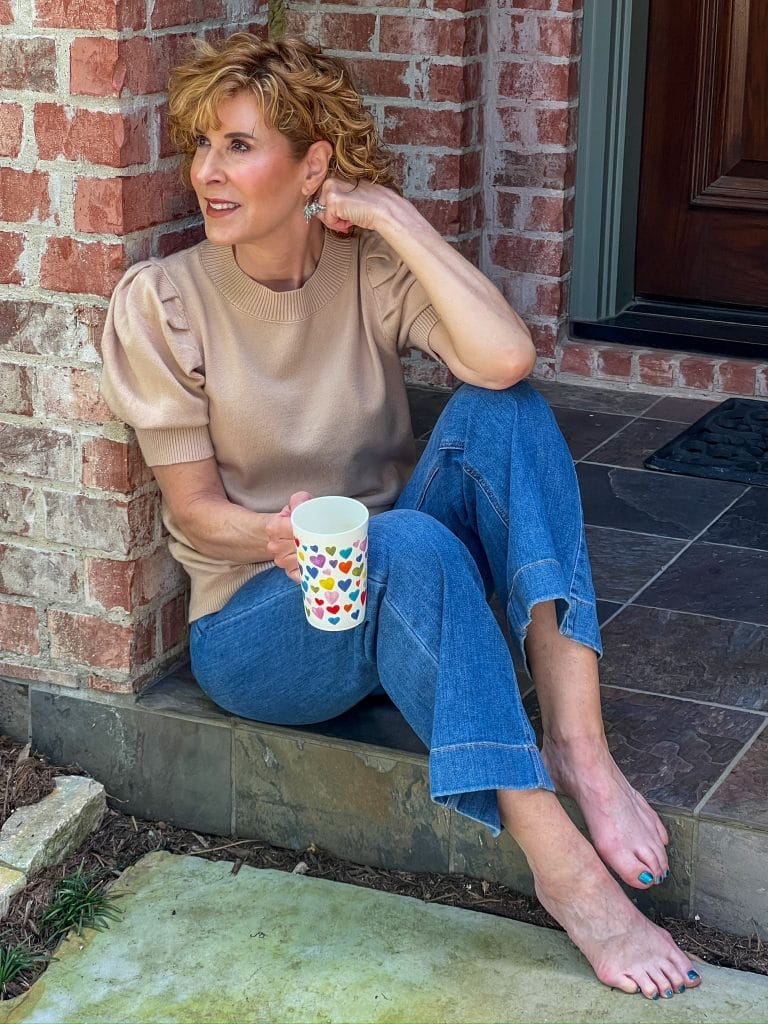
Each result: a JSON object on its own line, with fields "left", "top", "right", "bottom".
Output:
{"left": 1, "top": 735, "right": 766, "bottom": 1001}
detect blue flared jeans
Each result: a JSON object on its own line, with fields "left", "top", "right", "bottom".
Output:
{"left": 190, "top": 382, "right": 602, "bottom": 836}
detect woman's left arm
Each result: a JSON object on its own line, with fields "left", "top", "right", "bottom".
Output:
{"left": 319, "top": 179, "right": 537, "bottom": 390}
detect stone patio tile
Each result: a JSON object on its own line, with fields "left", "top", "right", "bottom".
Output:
{"left": 233, "top": 724, "right": 451, "bottom": 874}
{"left": 599, "top": 606, "right": 768, "bottom": 711}
{"left": 698, "top": 725, "right": 768, "bottom": 830}
{"left": 550, "top": 406, "right": 633, "bottom": 460}
{"left": 642, "top": 395, "right": 720, "bottom": 423}
{"left": 693, "top": 821, "right": 768, "bottom": 941}
{"left": 584, "top": 418, "right": 687, "bottom": 470}
{"left": 585, "top": 526, "right": 684, "bottom": 602}
{"left": 30, "top": 690, "right": 232, "bottom": 835}
{"left": 532, "top": 380, "right": 658, "bottom": 416}
{"left": 701, "top": 486, "right": 768, "bottom": 551}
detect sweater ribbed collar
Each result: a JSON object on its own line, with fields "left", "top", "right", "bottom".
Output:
{"left": 198, "top": 231, "right": 353, "bottom": 321}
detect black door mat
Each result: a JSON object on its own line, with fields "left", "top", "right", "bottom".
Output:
{"left": 645, "top": 397, "right": 768, "bottom": 486}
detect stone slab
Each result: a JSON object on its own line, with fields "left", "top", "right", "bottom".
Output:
{"left": 2, "top": 851, "right": 768, "bottom": 1024}
{"left": 0, "top": 776, "right": 105, "bottom": 876}
{"left": 0, "top": 864, "right": 26, "bottom": 919}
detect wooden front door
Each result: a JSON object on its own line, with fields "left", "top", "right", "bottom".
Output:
{"left": 635, "top": 0, "right": 768, "bottom": 308}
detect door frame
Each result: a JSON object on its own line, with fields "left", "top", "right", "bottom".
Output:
{"left": 571, "top": 0, "right": 650, "bottom": 323}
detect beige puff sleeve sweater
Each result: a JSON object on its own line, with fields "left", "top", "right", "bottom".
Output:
{"left": 100, "top": 229, "right": 442, "bottom": 621}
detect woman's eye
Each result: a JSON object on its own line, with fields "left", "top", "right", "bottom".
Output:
{"left": 230, "top": 139, "right": 250, "bottom": 153}
{"left": 194, "top": 135, "right": 209, "bottom": 148}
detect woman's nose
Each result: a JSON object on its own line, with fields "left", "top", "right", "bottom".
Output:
{"left": 195, "top": 148, "right": 225, "bottom": 184}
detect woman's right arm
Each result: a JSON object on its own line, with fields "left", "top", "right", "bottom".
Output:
{"left": 153, "top": 459, "right": 308, "bottom": 580}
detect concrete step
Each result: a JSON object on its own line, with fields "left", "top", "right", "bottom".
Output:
{"left": 2, "top": 851, "right": 767, "bottom": 1024}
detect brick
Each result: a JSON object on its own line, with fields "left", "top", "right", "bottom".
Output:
{"left": 161, "top": 592, "right": 187, "bottom": 651}
{"left": 678, "top": 356, "right": 715, "bottom": 391}
{"left": 0, "top": 603, "right": 39, "bottom": 656}
{"left": 40, "top": 239, "right": 126, "bottom": 298}
{"left": 69, "top": 37, "right": 125, "bottom": 97}
{"left": 157, "top": 224, "right": 206, "bottom": 258}
{"left": 380, "top": 17, "right": 467, "bottom": 58}
{"left": 638, "top": 352, "right": 674, "bottom": 388}
{"left": 81, "top": 437, "right": 154, "bottom": 492}
{"left": 424, "top": 151, "right": 481, "bottom": 191}
{"left": 508, "top": 0, "right": 551, "bottom": 8}
{"left": 44, "top": 491, "right": 157, "bottom": 554}
{"left": 85, "top": 548, "right": 182, "bottom": 612}
{"left": 0, "top": 301, "right": 78, "bottom": 358}
{"left": 717, "top": 360, "right": 756, "bottom": 396}
{"left": 410, "top": 198, "right": 462, "bottom": 236}
{"left": 75, "top": 170, "right": 197, "bottom": 235}
{"left": 432, "top": 0, "right": 485, "bottom": 11}
{"left": 0, "top": 168, "right": 50, "bottom": 224}
{"left": 290, "top": 12, "right": 376, "bottom": 51}
{"left": 0, "top": 363, "right": 33, "bottom": 415}
{"left": 492, "top": 235, "right": 568, "bottom": 276}
{"left": 0, "top": 544, "right": 79, "bottom": 603}
{"left": 0, "top": 37, "right": 57, "bottom": 92}
{"left": 0, "top": 0, "right": 12, "bottom": 22}
{"left": 536, "top": 105, "right": 573, "bottom": 145}
{"left": 36, "top": 0, "right": 145, "bottom": 29}
{"left": 0, "top": 425, "right": 74, "bottom": 481}
{"left": 595, "top": 346, "right": 631, "bottom": 380}
{"left": 0, "top": 232, "right": 24, "bottom": 286}
{"left": 0, "top": 662, "right": 78, "bottom": 687}
{"left": 536, "top": 15, "right": 578, "bottom": 57}
{"left": 497, "top": 191, "right": 521, "bottom": 229}
{"left": 0, "top": 105, "right": 24, "bottom": 158}
{"left": 525, "top": 193, "right": 571, "bottom": 233}
{"left": 157, "top": 102, "right": 175, "bottom": 159}
{"left": 428, "top": 61, "right": 483, "bottom": 103}
{"left": 151, "top": 0, "right": 223, "bottom": 29}
{"left": 0, "top": 484, "right": 35, "bottom": 537}
{"left": 343, "top": 58, "right": 411, "bottom": 100}
{"left": 40, "top": 366, "right": 114, "bottom": 424}
{"left": 383, "top": 106, "right": 470, "bottom": 147}
{"left": 494, "top": 149, "right": 575, "bottom": 189}
{"left": 48, "top": 610, "right": 154, "bottom": 671}
{"left": 34, "top": 104, "right": 150, "bottom": 168}
{"left": 499, "top": 60, "right": 572, "bottom": 102}
{"left": 560, "top": 341, "right": 594, "bottom": 376}
{"left": 528, "top": 322, "right": 558, "bottom": 358}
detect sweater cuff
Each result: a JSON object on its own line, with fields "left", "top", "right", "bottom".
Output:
{"left": 408, "top": 305, "right": 442, "bottom": 353}
{"left": 135, "top": 426, "right": 215, "bottom": 466}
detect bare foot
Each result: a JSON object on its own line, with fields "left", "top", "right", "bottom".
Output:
{"left": 534, "top": 851, "right": 702, "bottom": 999}
{"left": 542, "top": 734, "right": 670, "bottom": 889}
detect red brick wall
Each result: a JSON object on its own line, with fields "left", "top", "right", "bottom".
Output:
{"left": 0, "top": 0, "right": 267, "bottom": 693}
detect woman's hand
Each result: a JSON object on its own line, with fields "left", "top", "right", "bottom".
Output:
{"left": 315, "top": 177, "right": 398, "bottom": 235}
{"left": 265, "top": 491, "right": 313, "bottom": 582}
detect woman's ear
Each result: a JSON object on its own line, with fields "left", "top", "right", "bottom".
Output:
{"left": 304, "top": 140, "right": 333, "bottom": 193}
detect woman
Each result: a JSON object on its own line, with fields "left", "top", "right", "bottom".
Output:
{"left": 100, "top": 33, "right": 701, "bottom": 1000}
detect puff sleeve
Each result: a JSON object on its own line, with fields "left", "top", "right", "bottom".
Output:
{"left": 362, "top": 232, "right": 442, "bottom": 356}
{"left": 100, "top": 261, "right": 215, "bottom": 467}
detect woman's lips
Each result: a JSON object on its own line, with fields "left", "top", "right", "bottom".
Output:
{"left": 205, "top": 200, "right": 240, "bottom": 217}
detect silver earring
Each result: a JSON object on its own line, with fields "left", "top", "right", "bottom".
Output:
{"left": 303, "top": 199, "right": 326, "bottom": 223}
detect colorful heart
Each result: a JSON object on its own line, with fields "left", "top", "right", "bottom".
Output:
{"left": 327, "top": 605, "right": 340, "bottom": 614}
{"left": 301, "top": 582, "right": 308, "bottom": 593}
{"left": 339, "top": 560, "right": 353, "bottom": 573}
{"left": 352, "top": 566, "right": 362, "bottom": 577}
{"left": 326, "top": 591, "right": 339, "bottom": 604}
{"left": 329, "top": 616, "right": 341, "bottom": 625}
{"left": 355, "top": 554, "right": 363, "bottom": 563}
{"left": 315, "top": 598, "right": 324, "bottom": 605}
{"left": 340, "top": 547, "right": 353, "bottom": 558}
{"left": 298, "top": 551, "right": 305, "bottom": 562}
{"left": 343, "top": 603, "right": 352, "bottom": 612}
{"left": 310, "top": 554, "right": 325, "bottom": 568}
{"left": 351, "top": 610, "right": 360, "bottom": 620}
{"left": 349, "top": 589, "right": 359, "bottom": 601}
{"left": 310, "top": 545, "right": 319, "bottom": 552}
{"left": 320, "top": 578, "right": 335, "bottom": 590}
{"left": 325, "top": 546, "right": 336, "bottom": 555}
{"left": 329, "top": 559, "right": 338, "bottom": 569}
{"left": 306, "top": 566, "right": 318, "bottom": 579}
{"left": 361, "top": 589, "right": 367, "bottom": 605}
{"left": 310, "top": 585, "right": 320, "bottom": 593}
{"left": 312, "top": 607, "right": 324, "bottom": 619}
{"left": 294, "top": 538, "right": 300, "bottom": 547}
{"left": 338, "top": 579, "right": 352, "bottom": 592}
{"left": 360, "top": 539, "right": 368, "bottom": 552}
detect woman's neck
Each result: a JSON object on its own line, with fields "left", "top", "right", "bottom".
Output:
{"left": 233, "top": 221, "right": 325, "bottom": 292}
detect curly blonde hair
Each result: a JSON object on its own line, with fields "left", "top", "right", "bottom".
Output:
{"left": 168, "top": 33, "right": 400, "bottom": 194}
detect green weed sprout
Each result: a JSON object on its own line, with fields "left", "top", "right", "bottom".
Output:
{"left": 40, "top": 864, "right": 124, "bottom": 942}
{"left": 0, "top": 940, "right": 49, "bottom": 995}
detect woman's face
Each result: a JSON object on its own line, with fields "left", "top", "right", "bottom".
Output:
{"left": 190, "top": 91, "right": 308, "bottom": 247}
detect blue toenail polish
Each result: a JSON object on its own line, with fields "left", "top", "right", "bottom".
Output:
{"left": 664, "top": 989, "right": 673, "bottom": 998}
{"left": 638, "top": 871, "right": 654, "bottom": 884}
{"left": 635, "top": 986, "right": 642, "bottom": 994}
{"left": 656, "top": 875, "right": 663, "bottom": 884}
{"left": 687, "top": 970, "right": 700, "bottom": 981}
{"left": 651, "top": 993, "right": 660, "bottom": 1000}
{"left": 664, "top": 870, "right": 669, "bottom": 879}
{"left": 678, "top": 985, "right": 686, "bottom": 993}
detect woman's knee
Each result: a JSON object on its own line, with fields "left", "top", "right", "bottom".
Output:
{"left": 369, "top": 509, "right": 480, "bottom": 580}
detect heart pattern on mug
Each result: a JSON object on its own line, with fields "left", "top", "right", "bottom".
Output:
{"left": 295, "top": 533, "right": 369, "bottom": 631}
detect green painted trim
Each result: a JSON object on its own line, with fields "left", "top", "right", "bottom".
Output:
{"left": 571, "top": 0, "right": 650, "bottom": 321}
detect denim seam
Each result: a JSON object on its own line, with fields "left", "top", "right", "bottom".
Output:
{"left": 431, "top": 741, "right": 541, "bottom": 754}
{"left": 462, "top": 462, "right": 509, "bottom": 528}
{"left": 567, "top": 519, "right": 585, "bottom": 598}
{"left": 375, "top": 583, "right": 440, "bottom": 669}
{"left": 509, "top": 557, "right": 560, "bottom": 593}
